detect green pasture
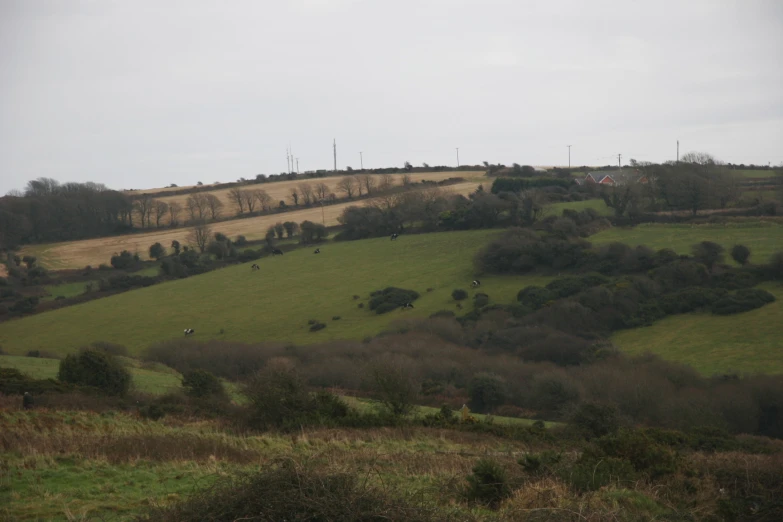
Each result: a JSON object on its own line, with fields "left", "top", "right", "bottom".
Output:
{"left": 0, "top": 230, "right": 553, "bottom": 356}
{"left": 591, "top": 221, "right": 783, "bottom": 265}
{"left": 612, "top": 284, "right": 783, "bottom": 376}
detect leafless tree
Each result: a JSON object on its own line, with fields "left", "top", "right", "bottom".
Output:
{"left": 359, "top": 174, "right": 376, "bottom": 196}
{"left": 353, "top": 175, "right": 364, "bottom": 196}
{"left": 228, "top": 188, "right": 246, "bottom": 215}
{"left": 187, "top": 221, "right": 212, "bottom": 253}
{"left": 241, "top": 190, "right": 257, "bottom": 212}
{"left": 168, "top": 202, "right": 182, "bottom": 226}
{"left": 289, "top": 187, "right": 299, "bottom": 206}
{"left": 186, "top": 193, "right": 208, "bottom": 221}
{"left": 204, "top": 193, "right": 224, "bottom": 220}
{"left": 298, "top": 183, "right": 314, "bottom": 205}
{"left": 401, "top": 173, "right": 412, "bottom": 187}
{"left": 152, "top": 199, "right": 169, "bottom": 228}
{"left": 336, "top": 176, "right": 356, "bottom": 198}
{"left": 314, "top": 182, "right": 329, "bottom": 201}
{"left": 133, "top": 194, "right": 153, "bottom": 227}
{"left": 254, "top": 189, "right": 273, "bottom": 211}
{"left": 378, "top": 173, "right": 395, "bottom": 192}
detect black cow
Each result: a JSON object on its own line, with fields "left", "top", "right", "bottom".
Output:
{"left": 184, "top": 328, "right": 195, "bottom": 336}
{"left": 251, "top": 264, "right": 260, "bottom": 271}
{"left": 271, "top": 249, "right": 284, "bottom": 256}
{"left": 390, "top": 233, "right": 399, "bottom": 241}
{"left": 314, "top": 248, "right": 320, "bottom": 254}
{"left": 471, "top": 280, "right": 481, "bottom": 288}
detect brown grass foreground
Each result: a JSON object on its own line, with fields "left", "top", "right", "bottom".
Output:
{"left": 2, "top": 404, "right": 782, "bottom": 521}
{"left": 21, "top": 180, "right": 482, "bottom": 270}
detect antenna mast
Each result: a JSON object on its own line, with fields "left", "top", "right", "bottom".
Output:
{"left": 333, "top": 139, "right": 337, "bottom": 172}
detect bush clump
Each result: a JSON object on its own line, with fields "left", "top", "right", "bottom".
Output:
{"left": 473, "top": 292, "right": 489, "bottom": 308}
{"left": 516, "top": 286, "right": 556, "bottom": 310}
{"left": 182, "top": 369, "right": 225, "bottom": 399}
{"left": 464, "top": 458, "right": 511, "bottom": 508}
{"left": 711, "top": 288, "right": 775, "bottom": 315}
{"left": 368, "top": 287, "right": 419, "bottom": 314}
{"left": 57, "top": 349, "right": 132, "bottom": 396}
{"left": 451, "top": 288, "right": 468, "bottom": 301}
{"left": 144, "top": 459, "right": 442, "bottom": 522}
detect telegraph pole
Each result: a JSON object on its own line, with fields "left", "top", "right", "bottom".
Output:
{"left": 360, "top": 151, "right": 363, "bottom": 170}
{"left": 333, "top": 139, "right": 337, "bottom": 172}
{"left": 296, "top": 158, "right": 300, "bottom": 174}
{"left": 456, "top": 147, "right": 460, "bottom": 167}
{"left": 567, "top": 145, "right": 572, "bottom": 168}
{"left": 676, "top": 140, "right": 679, "bottom": 163}
{"left": 617, "top": 154, "right": 622, "bottom": 168}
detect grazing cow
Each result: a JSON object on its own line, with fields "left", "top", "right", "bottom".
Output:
{"left": 314, "top": 248, "right": 320, "bottom": 254}
{"left": 251, "top": 264, "right": 260, "bottom": 271}
{"left": 402, "top": 302, "right": 414, "bottom": 310}
{"left": 184, "top": 328, "right": 195, "bottom": 336}
{"left": 390, "top": 233, "right": 399, "bottom": 241}
{"left": 271, "top": 249, "right": 284, "bottom": 256}
{"left": 471, "top": 280, "right": 481, "bottom": 288}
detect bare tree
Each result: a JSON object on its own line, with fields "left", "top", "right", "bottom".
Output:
{"left": 359, "top": 174, "right": 376, "bottom": 196}
{"left": 168, "top": 202, "right": 182, "bottom": 226}
{"left": 298, "top": 183, "right": 314, "bottom": 205}
{"left": 254, "top": 189, "right": 273, "bottom": 211}
{"left": 242, "top": 190, "right": 257, "bottom": 212}
{"left": 288, "top": 187, "right": 299, "bottom": 206}
{"left": 187, "top": 221, "right": 212, "bottom": 253}
{"left": 352, "top": 175, "right": 364, "bottom": 197}
{"left": 228, "top": 188, "right": 246, "bottom": 215}
{"left": 152, "top": 199, "right": 169, "bottom": 228}
{"left": 133, "top": 194, "right": 153, "bottom": 227}
{"left": 186, "top": 193, "right": 208, "bottom": 221}
{"left": 378, "top": 173, "right": 395, "bottom": 192}
{"left": 336, "top": 176, "right": 356, "bottom": 198}
{"left": 401, "top": 173, "right": 412, "bottom": 187}
{"left": 314, "top": 182, "right": 329, "bottom": 201}
{"left": 204, "top": 193, "right": 224, "bottom": 220}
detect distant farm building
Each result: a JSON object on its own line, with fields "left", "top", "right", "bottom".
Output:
{"left": 584, "top": 169, "right": 648, "bottom": 186}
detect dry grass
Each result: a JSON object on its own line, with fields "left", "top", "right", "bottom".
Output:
{"left": 128, "top": 171, "right": 486, "bottom": 227}
{"left": 21, "top": 180, "right": 482, "bottom": 270}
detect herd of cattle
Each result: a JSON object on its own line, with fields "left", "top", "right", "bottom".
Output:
{"left": 183, "top": 233, "right": 481, "bottom": 336}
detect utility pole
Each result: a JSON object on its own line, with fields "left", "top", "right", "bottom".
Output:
{"left": 296, "top": 158, "right": 299, "bottom": 174}
{"left": 333, "top": 139, "right": 337, "bottom": 172}
{"left": 617, "top": 154, "right": 622, "bottom": 168}
{"left": 456, "top": 147, "right": 460, "bottom": 167}
{"left": 676, "top": 140, "right": 680, "bottom": 163}
{"left": 286, "top": 147, "right": 290, "bottom": 174}
{"left": 360, "top": 151, "right": 363, "bottom": 170}
{"left": 567, "top": 145, "right": 572, "bottom": 168}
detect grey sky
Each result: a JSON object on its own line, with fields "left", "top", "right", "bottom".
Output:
{"left": 1, "top": 0, "right": 781, "bottom": 194}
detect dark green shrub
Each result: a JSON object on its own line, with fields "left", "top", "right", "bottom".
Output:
{"left": 57, "top": 349, "right": 132, "bottom": 396}
{"left": 10, "top": 297, "right": 38, "bottom": 315}
{"left": 519, "top": 450, "right": 561, "bottom": 476}
{"left": 565, "top": 455, "right": 637, "bottom": 492}
{"left": 451, "top": 289, "right": 468, "bottom": 301}
{"left": 472, "top": 293, "right": 489, "bottom": 308}
{"left": 546, "top": 274, "right": 608, "bottom": 299}
{"left": 692, "top": 241, "right": 725, "bottom": 271}
{"left": 710, "top": 269, "right": 759, "bottom": 290}
{"left": 469, "top": 373, "right": 507, "bottom": 413}
{"left": 368, "top": 287, "right": 419, "bottom": 314}
{"left": 149, "top": 242, "right": 166, "bottom": 260}
{"left": 139, "top": 403, "right": 166, "bottom": 420}
{"left": 234, "top": 235, "right": 248, "bottom": 246}
{"left": 595, "top": 429, "right": 680, "bottom": 478}
{"left": 658, "top": 287, "right": 727, "bottom": 314}
{"left": 464, "top": 458, "right": 511, "bottom": 508}
{"left": 309, "top": 322, "right": 326, "bottom": 332}
{"left": 569, "top": 402, "right": 620, "bottom": 439}
{"left": 110, "top": 250, "right": 135, "bottom": 269}
{"left": 182, "top": 369, "right": 225, "bottom": 399}
{"left": 517, "top": 286, "right": 556, "bottom": 310}
{"left": 730, "top": 244, "right": 751, "bottom": 265}
{"left": 89, "top": 341, "right": 129, "bottom": 357}
{"left": 711, "top": 288, "right": 775, "bottom": 315}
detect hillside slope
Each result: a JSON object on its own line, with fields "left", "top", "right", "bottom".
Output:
{"left": 22, "top": 180, "right": 482, "bottom": 270}
{"left": 0, "top": 230, "right": 550, "bottom": 356}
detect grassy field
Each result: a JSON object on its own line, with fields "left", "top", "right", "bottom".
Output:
{"left": 130, "top": 171, "right": 487, "bottom": 228}
{"left": 0, "top": 355, "right": 184, "bottom": 395}
{"left": 0, "top": 408, "right": 536, "bottom": 521}
{"left": 590, "top": 221, "right": 783, "bottom": 265}
{"left": 612, "top": 284, "right": 783, "bottom": 376}
{"left": 733, "top": 169, "right": 780, "bottom": 179}
{"left": 548, "top": 198, "right": 611, "bottom": 216}
{"left": 21, "top": 181, "right": 483, "bottom": 270}
{"left": 1, "top": 230, "right": 552, "bottom": 356}
{"left": 42, "top": 281, "right": 89, "bottom": 301}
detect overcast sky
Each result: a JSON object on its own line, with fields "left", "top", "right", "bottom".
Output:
{"left": 1, "top": 0, "right": 781, "bottom": 194}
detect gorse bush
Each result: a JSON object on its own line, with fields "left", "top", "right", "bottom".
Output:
{"left": 182, "top": 369, "right": 225, "bottom": 399}
{"left": 57, "top": 349, "right": 131, "bottom": 396}
{"left": 368, "top": 287, "right": 419, "bottom": 314}
{"left": 451, "top": 288, "right": 468, "bottom": 301}
{"left": 464, "top": 458, "right": 512, "bottom": 508}
{"left": 711, "top": 288, "right": 775, "bottom": 315}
